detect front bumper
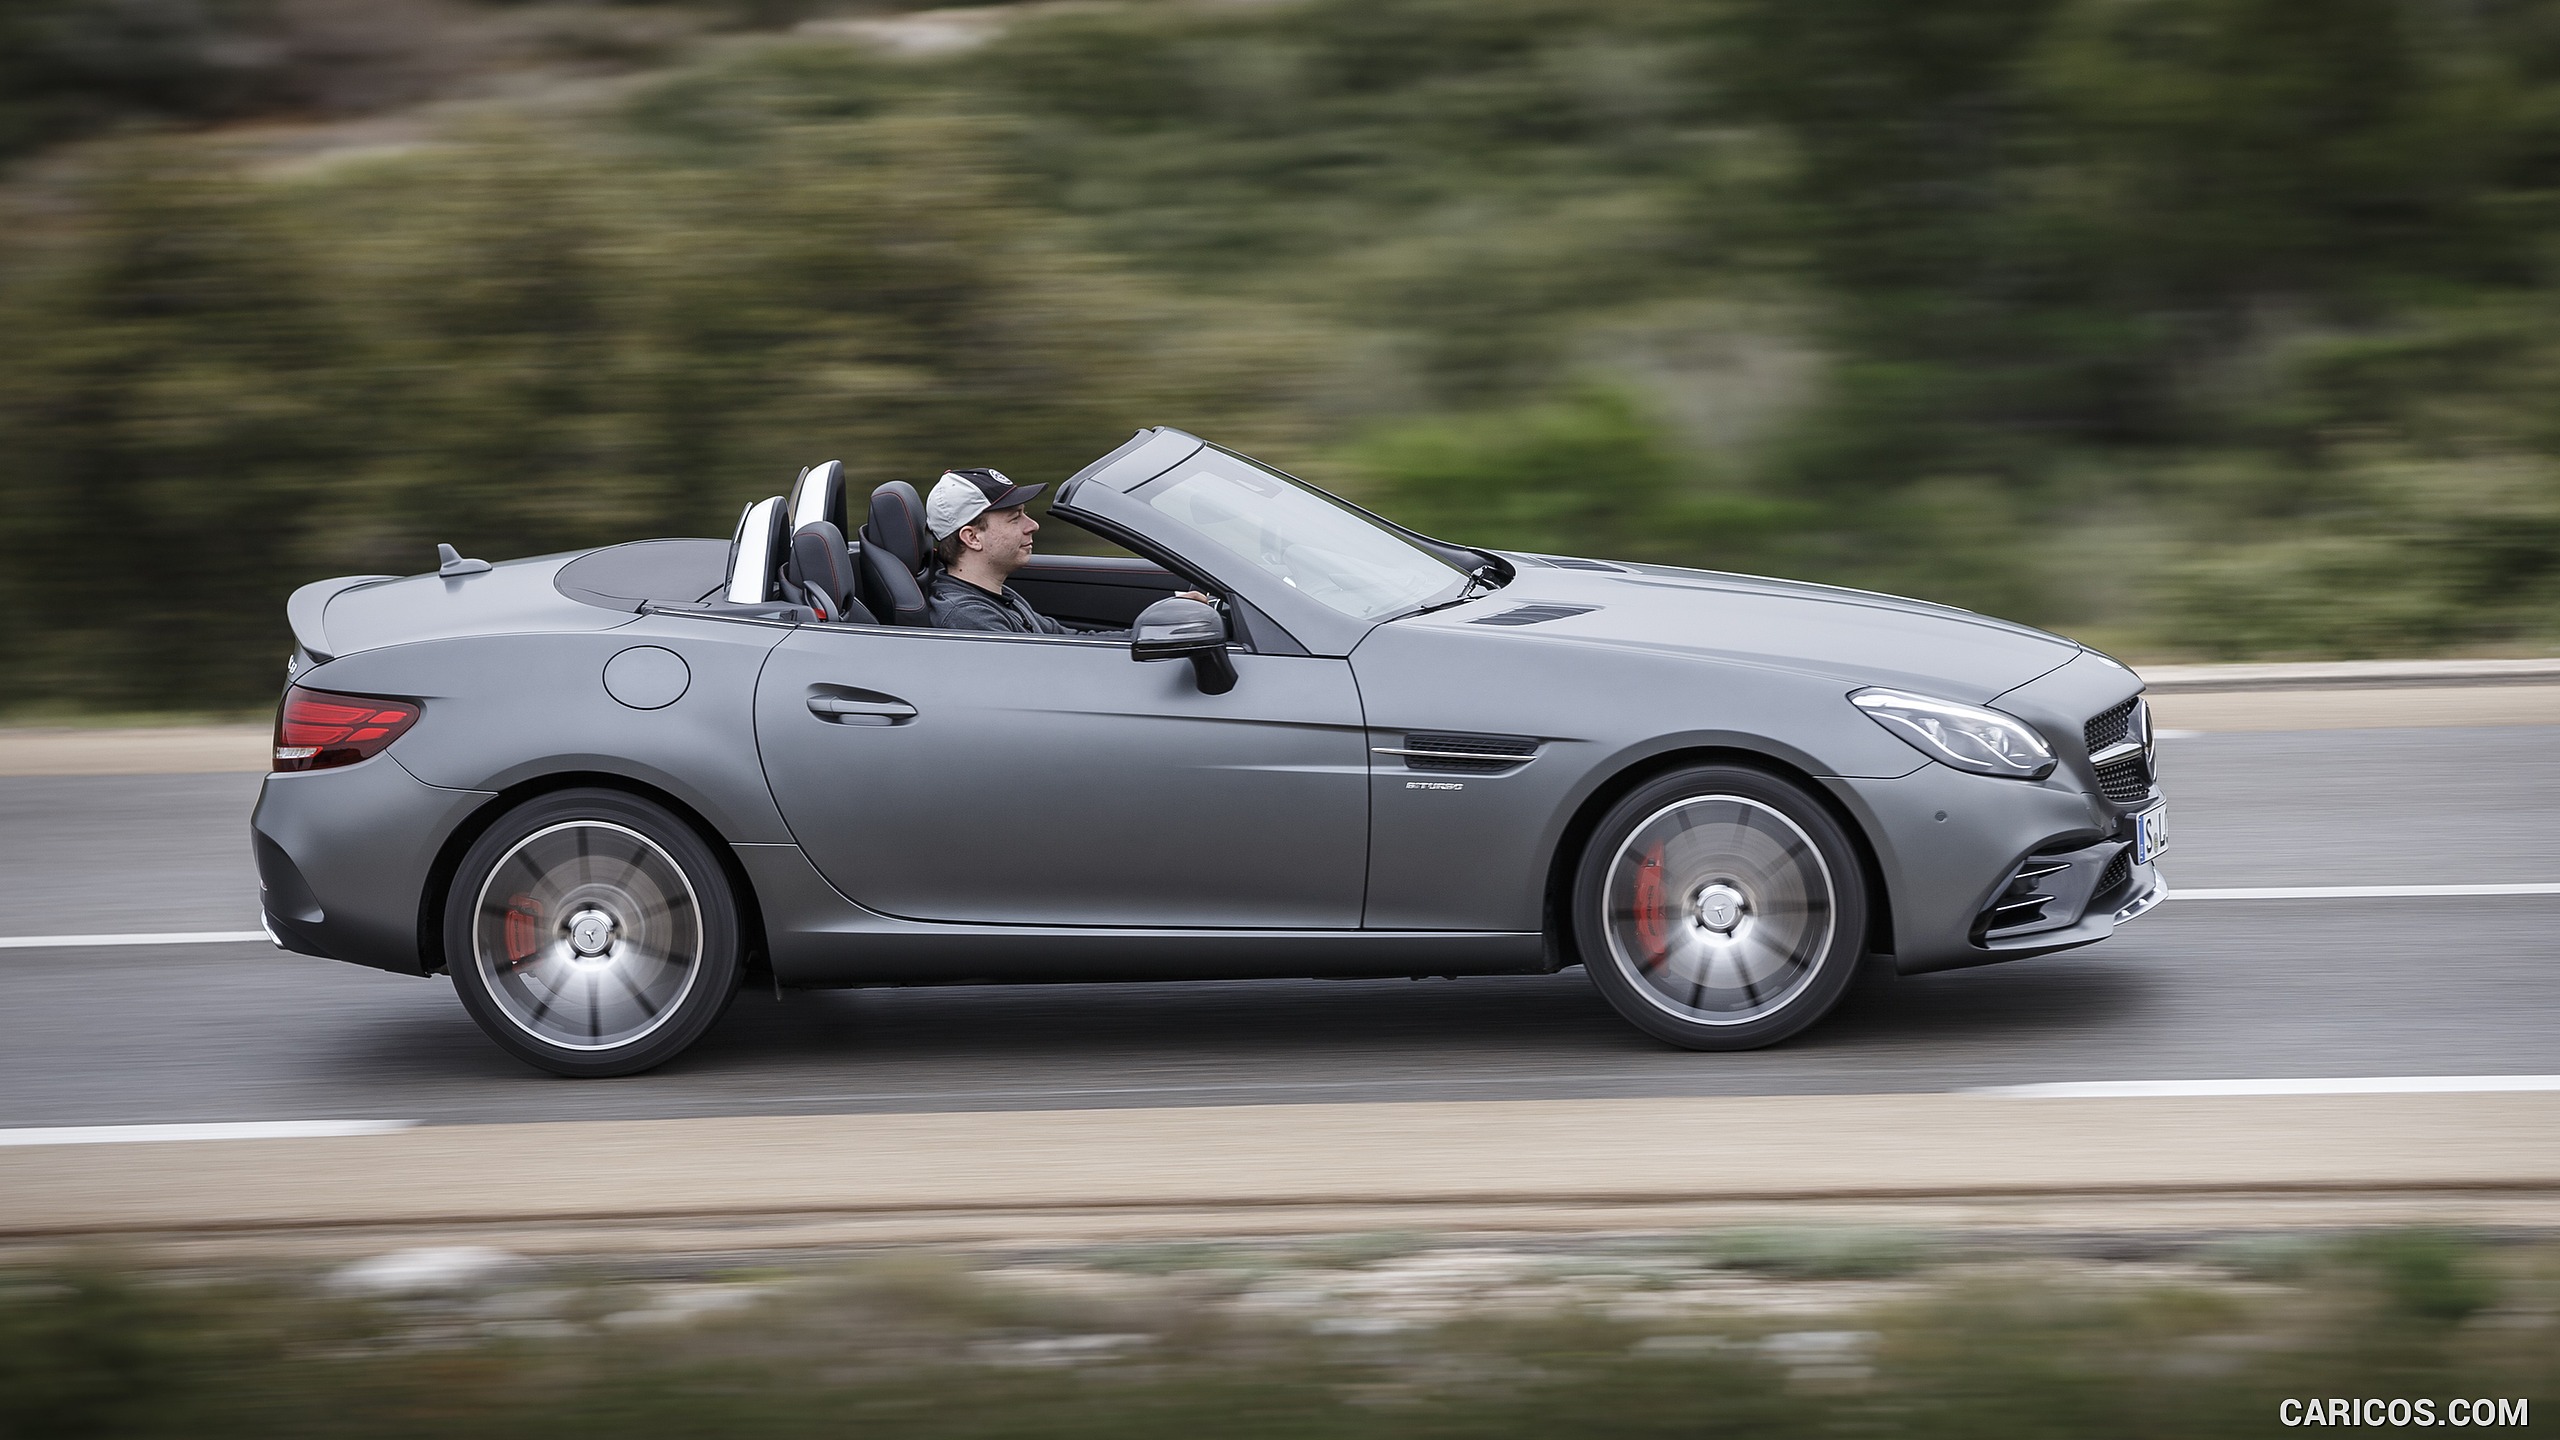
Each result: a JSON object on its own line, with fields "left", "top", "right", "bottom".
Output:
{"left": 1823, "top": 760, "right": 2165, "bottom": 975}
{"left": 251, "top": 755, "right": 495, "bottom": 974}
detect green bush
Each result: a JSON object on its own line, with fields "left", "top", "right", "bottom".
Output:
{"left": 1342, "top": 385, "right": 1811, "bottom": 566}
{"left": 0, "top": 1265, "right": 207, "bottom": 1439}
{"left": 1696, "top": 1225, "right": 1934, "bottom": 1280}
{"left": 2341, "top": 1229, "right": 2500, "bottom": 1325}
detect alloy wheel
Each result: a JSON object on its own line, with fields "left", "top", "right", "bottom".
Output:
{"left": 1599, "top": 794, "right": 1837, "bottom": 1027}
{"left": 469, "top": 820, "right": 704, "bottom": 1052}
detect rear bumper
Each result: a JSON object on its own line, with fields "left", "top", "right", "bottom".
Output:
{"left": 251, "top": 755, "right": 494, "bottom": 975}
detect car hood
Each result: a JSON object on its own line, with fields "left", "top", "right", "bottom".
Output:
{"left": 1412, "top": 556, "right": 2081, "bottom": 703}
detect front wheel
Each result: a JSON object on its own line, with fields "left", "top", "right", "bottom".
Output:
{"left": 1574, "top": 765, "right": 1868, "bottom": 1051}
{"left": 444, "top": 788, "right": 743, "bottom": 1077}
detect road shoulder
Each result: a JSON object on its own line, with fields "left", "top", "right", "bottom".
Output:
{"left": 6, "top": 1093, "right": 2554, "bottom": 1251}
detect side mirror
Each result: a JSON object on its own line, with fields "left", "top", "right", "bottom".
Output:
{"left": 1131, "top": 596, "right": 1237, "bottom": 695}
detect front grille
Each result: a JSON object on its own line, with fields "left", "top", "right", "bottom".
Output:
{"left": 1401, "top": 732, "right": 1539, "bottom": 773}
{"left": 2093, "top": 751, "right": 2151, "bottom": 804}
{"left": 2083, "top": 695, "right": 2152, "bottom": 804}
{"left": 2084, "top": 697, "right": 2139, "bottom": 752}
{"left": 2095, "top": 848, "right": 2132, "bottom": 902}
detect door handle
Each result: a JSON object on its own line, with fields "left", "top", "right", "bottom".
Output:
{"left": 806, "top": 694, "right": 917, "bottom": 724}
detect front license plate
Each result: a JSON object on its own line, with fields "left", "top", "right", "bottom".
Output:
{"left": 2133, "top": 802, "right": 2168, "bottom": 865}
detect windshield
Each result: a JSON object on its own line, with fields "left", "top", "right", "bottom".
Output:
{"left": 1137, "top": 452, "right": 1465, "bottom": 620}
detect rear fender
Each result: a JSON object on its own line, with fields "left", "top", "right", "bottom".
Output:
{"left": 298, "top": 615, "right": 796, "bottom": 845}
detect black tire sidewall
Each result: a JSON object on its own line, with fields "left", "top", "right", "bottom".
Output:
{"left": 444, "top": 788, "right": 742, "bottom": 1078}
{"left": 1574, "top": 764, "right": 1868, "bottom": 1052}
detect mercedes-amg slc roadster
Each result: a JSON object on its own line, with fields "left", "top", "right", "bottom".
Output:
{"left": 255, "top": 428, "right": 2167, "bottom": 1075}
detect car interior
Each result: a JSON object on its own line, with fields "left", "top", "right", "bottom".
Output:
{"left": 728, "top": 462, "right": 1203, "bottom": 636}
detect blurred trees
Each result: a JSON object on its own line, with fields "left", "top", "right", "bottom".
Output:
{"left": 1343, "top": 387, "right": 1812, "bottom": 569}
{"left": 1721, "top": 0, "right": 2560, "bottom": 646}
{"left": 0, "top": 105, "right": 1319, "bottom": 708}
{"left": 0, "top": 148, "right": 362, "bottom": 708}
{"left": 0, "top": 0, "right": 282, "bottom": 162}
{"left": 0, "top": 0, "right": 496, "bottom": 165}
{"left": 5, "top": 0, "right": 2560, "bottom": 710}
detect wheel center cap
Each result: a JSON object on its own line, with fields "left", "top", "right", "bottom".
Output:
{"left": 1692, "top": 884, "right": 1746, "bottom": 934}
{"left": 567, "top": 909, "right": 616, "bottom": 958}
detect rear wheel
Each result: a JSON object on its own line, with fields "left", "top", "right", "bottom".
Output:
{"left": 444, "top": 788, "right": 742, "bottom": 1077}
{"left": 1575, "top": 765, "right": 1868, "bottom": 1051}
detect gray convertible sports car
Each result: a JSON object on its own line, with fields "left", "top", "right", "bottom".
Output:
{"left": 255, "top": 427, "right": 2167, "bottom": 1076}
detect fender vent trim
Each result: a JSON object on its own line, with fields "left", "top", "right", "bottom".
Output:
{"left": 1471, "top": 603, "right": 1599, "bottom": 627}
{"left": 1374, "top": 732, "right": 1543, "bottom": 773}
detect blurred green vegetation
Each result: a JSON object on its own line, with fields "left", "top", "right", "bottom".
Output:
{"left": 5, "top": 0, "right": 2560, "bottom": 709}
{"left": 1692, "top": 1224, "right": 1935, "bottom": 1279}
{"left": 1, "top": 1232, "right": 2552, "bottom": 1438}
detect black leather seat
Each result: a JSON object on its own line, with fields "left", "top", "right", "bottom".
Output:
{"left": 783, "top": 521, "right": 875, "bottom": 624}
{"left": 857, "top": 481, "right": 932, "bottom": 627}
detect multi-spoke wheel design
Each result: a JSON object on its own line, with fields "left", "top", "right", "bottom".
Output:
{"left": 445, "top": 790, "right": 742, "bottom": 1077}
{"left": 474, "top": 820, "right": 701, "bottom": 1052}
{"left": 1603, "top": 795, "right": 1833, "bottom": 1025}
{"left": 1575, "top": 765, "right": 1868, "bottom": 1051}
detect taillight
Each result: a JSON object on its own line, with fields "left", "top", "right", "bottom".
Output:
{"left": 274, "top": 687, "right": 420, "bottom": 773}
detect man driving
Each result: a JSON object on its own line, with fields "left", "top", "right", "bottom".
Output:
{"left": 924, "top": 469, "right": 1208, "bottom": 634}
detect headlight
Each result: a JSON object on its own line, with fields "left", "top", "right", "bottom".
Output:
{"left": 1850, "top": 688, "right": 2055, "bottom": 780}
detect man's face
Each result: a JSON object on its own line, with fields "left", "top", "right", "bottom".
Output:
{"left": 965, "top": 505, "right": 1038, "bottom": 575}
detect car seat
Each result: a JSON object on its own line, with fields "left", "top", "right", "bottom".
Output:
{"left": 857, "top": 481, "right": 932, "bottom": 626}
{"left": 783, "top": 521, "right": 875, "bottom": 624}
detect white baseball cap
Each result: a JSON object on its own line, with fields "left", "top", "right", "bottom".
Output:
{"left": 925, "top": 468, "right": 1045, "bottom": 540}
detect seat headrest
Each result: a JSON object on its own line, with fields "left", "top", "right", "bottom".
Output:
{"left": 784, "top": 521, "right": 874, "bottom": 624}
{"left": 863, "top": 481, "right": 930, "bottom": 576}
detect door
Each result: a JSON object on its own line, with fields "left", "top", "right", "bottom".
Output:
{"left": 754, "top": 627, "right": 1370, "bottom": 927}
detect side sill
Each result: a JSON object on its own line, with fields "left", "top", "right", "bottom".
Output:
{"left": 736, "top": 843, "right": 1549, "bottom": 985}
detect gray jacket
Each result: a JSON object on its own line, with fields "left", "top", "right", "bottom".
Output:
{"left": 925, "top": 570, "right": 1124, "bottom": 638}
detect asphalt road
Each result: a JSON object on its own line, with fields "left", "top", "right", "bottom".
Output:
{"left": 2, "top": 725, "right": 2554, "bottom": 1130}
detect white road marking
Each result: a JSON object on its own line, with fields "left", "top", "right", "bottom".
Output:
{"left": 2154, "top": 729, "right": 2206, "bottom": 739}
{"left": 1978, "top": 1076, "right": 2560, "bottom": 1099}
{"left": 2171, "top": 882, "right": 2560, "bottom": 900}
{"left": 0, "top": 929, "right": 266, "bottom": 950}
{"left": 0, "top": 1120, "right": 419, "bottom": 1147}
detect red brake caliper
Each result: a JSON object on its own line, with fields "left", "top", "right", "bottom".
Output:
{"left": 503, "top": 894, "right": 544, "bottom": 965}
{"left": 1631, "top": 843, "right": 1668, "bottom": 967}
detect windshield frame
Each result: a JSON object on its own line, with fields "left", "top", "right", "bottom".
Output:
{"left": 1131, "top": 445, "right": 1487, "bottom": 623}
{"left": 1048, "top": 427, "right": 1515, "bottom": 656}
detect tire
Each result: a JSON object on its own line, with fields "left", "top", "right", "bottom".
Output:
{"left": 444, "top": 788, "right": 743, "bottom": 1077}
{"left": 1574, "top": 764, "right": 1868, "bottom": 1052}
